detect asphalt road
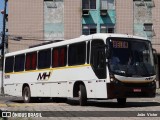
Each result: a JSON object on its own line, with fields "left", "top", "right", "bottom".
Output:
{"left": 0, "top": 93, "right": 160, "bottom": 120}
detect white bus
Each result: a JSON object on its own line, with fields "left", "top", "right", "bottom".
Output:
{"left": 3, "top": 33, "right": 156, "bottom": 106}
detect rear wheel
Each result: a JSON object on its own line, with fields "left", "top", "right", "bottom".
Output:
{"left": 78, "top": 84, "right": 87, "bottom": 106}
{"left": 23, "top": 86, "right": 31, "bottom": 103}
{"left": 117, "top": 98, "right": 126, "bottom": 106}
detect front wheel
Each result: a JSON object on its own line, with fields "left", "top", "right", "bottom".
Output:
{"left": 78, "top": 84, "right": 87, "bottom": 106}
{"left": 23, "top": 86, "right": 31, "bottom": 103}
{"left": 117, "top": 98, "right": 127, "bottom": 106}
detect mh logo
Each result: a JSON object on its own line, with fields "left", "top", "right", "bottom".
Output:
{"left": 37, "top": 72, "right": 51, "bottom": 80}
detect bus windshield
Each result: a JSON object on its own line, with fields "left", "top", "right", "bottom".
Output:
{"left": 107, "top": 38, "right": 156, "bottom": 77}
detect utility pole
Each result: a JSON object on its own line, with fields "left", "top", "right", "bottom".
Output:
{"left": 1, "top": 0, "right": 7, "bottom": 94}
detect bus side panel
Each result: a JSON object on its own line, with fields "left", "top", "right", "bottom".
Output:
{"left": 84, "top": 81, "right": 95, "bottom": 98}
{"left": 93, "top": 81, "right": 107, "bottom": 99}
{"left": 56, "top": 82, "right": 67, "bottom": 97}
{"left": 4, "top": 84, "right": 13, "bottom": 96}
{"left": 52, "top": 66, "right": 98, "bottom": 98}
{"left": 30, "top": 83, "right": 50, "bottom": 97}
{"left": 4, "top": 84, "right": 22, "bottom": 97}
{"left": 50, "top": 83, "right": 59, "bottom": 97}
{"left": 66, "top": 81, "right": 73, "bottom": 98}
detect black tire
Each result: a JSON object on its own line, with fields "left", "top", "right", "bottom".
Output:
{"left": 79, "top": 84, "right": 87, "bottom": 106}
{"left": 23, "top": 86, "right": 31, "bottom": 103}
{"left": 117, "top": 98, "right": 127, "bottom": 106}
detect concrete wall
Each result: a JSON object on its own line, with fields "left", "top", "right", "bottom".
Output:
{"left": 8, "top": 0, "right": 44, "bottom": 52}
{"left": 44, "top": 0, "right": 64, "bottom": 40}
{"left": 152, "top": 0, "right": 160, "bottom": 53}
{"left": 7, "top": 0, "right": 160, "bottom": 54}
{"left": 116, "top": 0, "right": 133, "bottom": 34}
{"left": 133, "top": 0, "right": 152, "bottom": 38}
{"left": 64, "top": 0, "right": 81, "bottom": 39}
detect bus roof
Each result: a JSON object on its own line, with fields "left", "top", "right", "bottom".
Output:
{"left": 5, "top": 33, "right": 149, "bottom": 57}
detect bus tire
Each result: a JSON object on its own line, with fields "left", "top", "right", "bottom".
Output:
{"left": 117, "top": 98, "right": 126, "bottom": 106}
{"left": 23, "top": 86, "right": 31, "bottom": 103}
{"left": 79, "top": 84, "right": 87, "bottom": 106}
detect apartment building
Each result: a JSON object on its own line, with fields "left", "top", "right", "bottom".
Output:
{"left": 8, "top": 0, "right": 115, "bottom": 51}
{"left": 7, "top": 0, "right": 160, "bottom": 87}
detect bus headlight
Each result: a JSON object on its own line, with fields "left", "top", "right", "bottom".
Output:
{"left": 110, "top": 78, "right": 114, "bottom": 82}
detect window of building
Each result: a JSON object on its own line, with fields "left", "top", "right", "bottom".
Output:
{"left": 5, "top": 56, "right": 14, "bottom": 73}
{"left": 25, "top": 52, "right": 37, "bottom": 70}
{"left": 52, "top": 46, "right": 67, "bottom": 68}
{"left": 68, "top": 42, "right": 86, "bottom": 66}
{"left": 144, "top": 23, "right": 153, "bottom": 31}
{"left": 44, "top": 0, "right": 57, "bottom": 9}
{"left": 82, "top": 0, "right": 96, "bottom": 9}
{"left": 38, "top": 49, "right": 51, "bottom": 69}
{"left": 101, "top": 0, "right": 108, "bottom": 10}
{"left": 14, "top": 54, "right": 25, "bottom": 72}
{"left": 82, "top": 25, "right": 97, "bottom": 35}
{"left": 100, "top": 25, "right": 115, "bottom": 33}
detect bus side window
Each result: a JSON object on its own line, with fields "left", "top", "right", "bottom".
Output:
{"left": 5, "top": 56, "right": 14, "bottom": 73}
{"left": 25, "top": 52, "right": 37, "bottom": 70}
{"left": 52, "top": 48, "right": 59, "bottom": 67}
{"left": 38, "top": 49, "right": 51, "bottom": 69}
{"left": 52, "top": 46, "right": 67, "bottom": 68}
{"left": 68, "top": 42, "right": 86, "bottom": 66}
{"left": 14, "top": 54, "right": 25, "bottom": 72}
{"left": 91, "top": 39, "right": 106, "bottom": 79}
{"left": 59, "top": 47, "right": 67, "bottom": 67}
{"left": 87, "top": 41, "right": 90, "bottom": 64}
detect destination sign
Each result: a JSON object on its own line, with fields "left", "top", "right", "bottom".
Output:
{"left": 112, "top": 41, "right": 128, "bottom": 48}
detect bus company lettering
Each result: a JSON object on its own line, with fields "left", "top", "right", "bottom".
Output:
{"left": 37, "top": 72, "right": 51, "bottom": 80}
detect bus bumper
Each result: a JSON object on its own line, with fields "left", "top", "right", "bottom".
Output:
{"left": 107, "top": 81, "right": 156, "bottom": 99}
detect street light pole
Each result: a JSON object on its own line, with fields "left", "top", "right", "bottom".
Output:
{"left": 1, "top": 0, "right": 7, "bottom": 94}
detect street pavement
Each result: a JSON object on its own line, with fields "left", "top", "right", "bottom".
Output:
{"left": 0, "top": 89, "right": 160, "bottom": 120}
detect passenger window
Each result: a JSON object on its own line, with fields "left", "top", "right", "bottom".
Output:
{"left": 52, "top": 46, "right": 67, "bottom": 67}
{"left": 38, "top": 49, "right": 51, "bottom": 69}
{"left": 68, "top": 42, "right": 86, "bottom": 66}
{"left": 5, "top": 56, "right": 14, "bottom": 73}
{"left": 25, "top": 52, "right": 37, "bottom": 70}
{"left": 53, "top": 48, "right": 59, "bottom": 67}
{"left": 87, "top": 41, "right": 90, "bottom": 64}
{"left": 14, "top": 54, "right": 25, "bottom": 72}
{"left": 59, "top": 47, "right": 67, "bottom": 67}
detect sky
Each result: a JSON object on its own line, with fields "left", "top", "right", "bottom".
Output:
{"left": 0, "top": 0, "right": 5, "bottom": 32}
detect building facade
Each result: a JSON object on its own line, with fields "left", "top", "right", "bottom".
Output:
{"left": 7, "top": 0, "right": 160, "bottom": 87}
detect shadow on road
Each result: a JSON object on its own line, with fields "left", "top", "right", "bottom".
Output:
{"left": 86, "top": 101, "right": 160, "bottom": 108}
{"left": 1, "top": 96, "right": 160, "bottom": 108}
{"left": 6, "top": 97, "right": 160, "bottom": 108}
{"left": 66, "top": 98, "right": 160, "bottom": 108}
{"left": 10, "top": 97, "right": 67, "bottom": 103}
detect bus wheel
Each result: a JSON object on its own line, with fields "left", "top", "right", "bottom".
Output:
{"left": 117, "top": 98, "right": 126, "bottom": 106}
{"left": 23, "top": 86, "right": 31, "bottom": 103}
{"left": 78, "top": 84, "right": 87, "bottom": 106}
